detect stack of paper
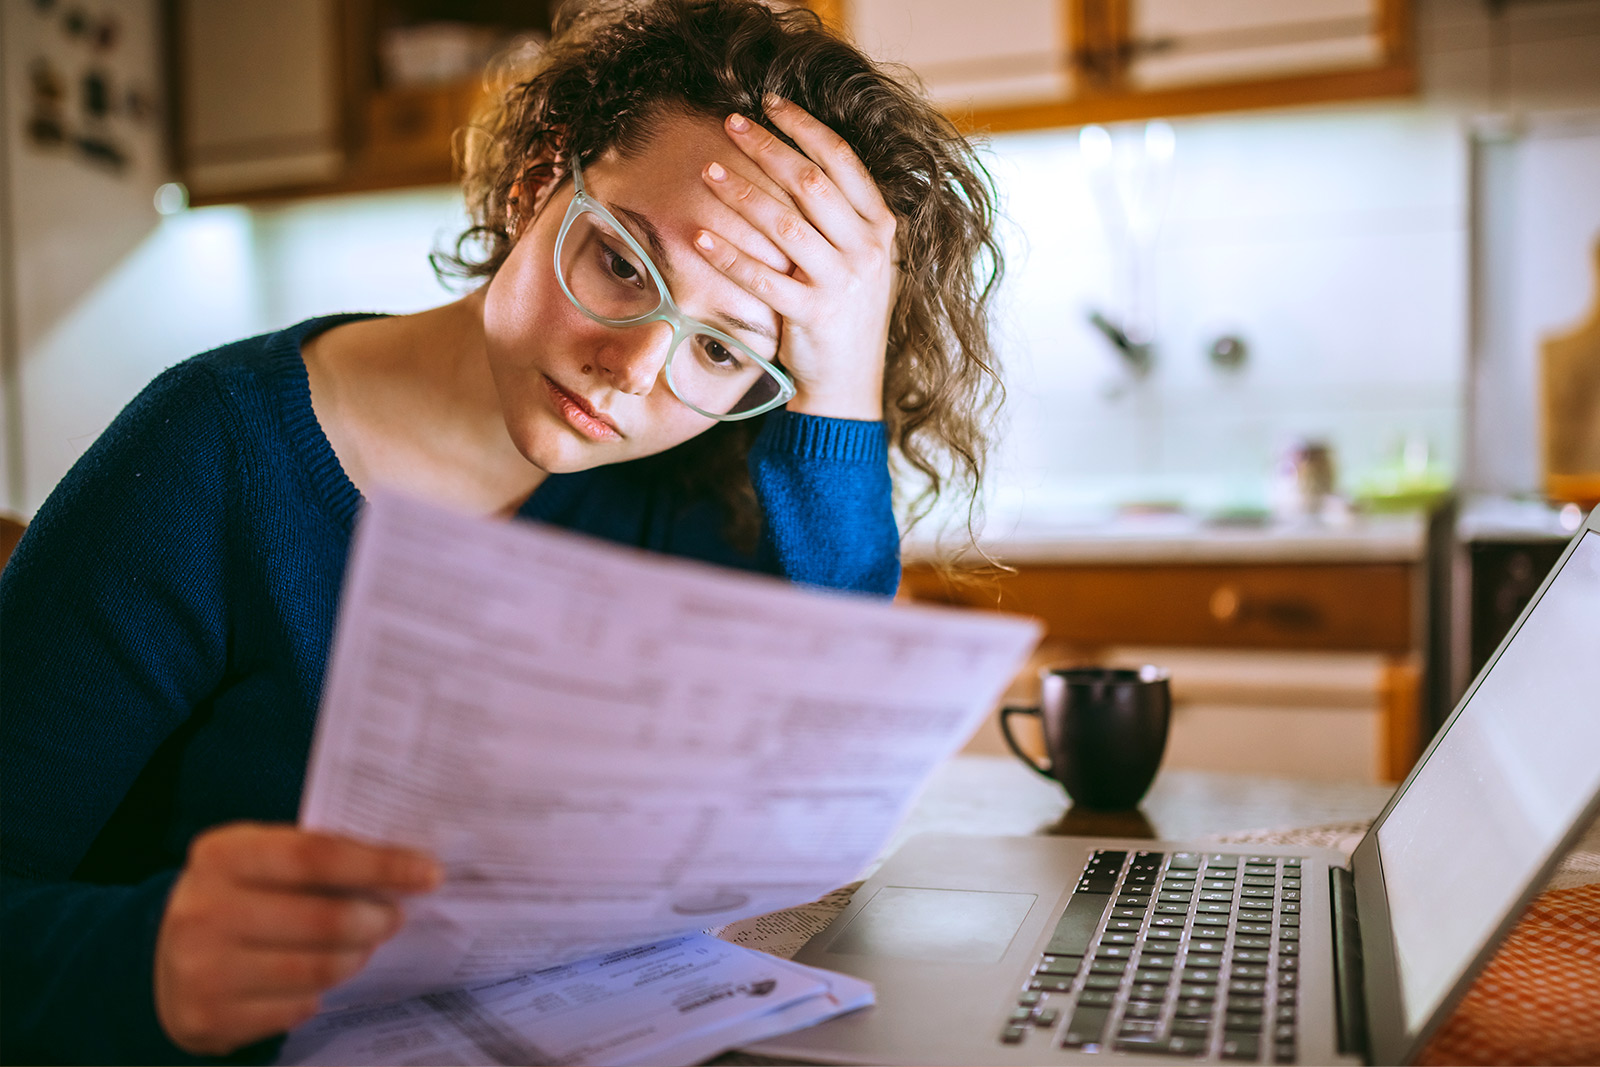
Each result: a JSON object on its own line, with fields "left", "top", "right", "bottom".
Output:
{"left": 279, "top": 933, "right": 870, "bottom": 1066}
{"left": 281, "top": 491, "right": 1040, "bottom": 1065}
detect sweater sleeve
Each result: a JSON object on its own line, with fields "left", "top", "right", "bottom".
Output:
{"left": 746, "top": 410, "right": 900, "bottom": 596}
{"left": 1, "top": 361, "right": 240, "bottom": 1064}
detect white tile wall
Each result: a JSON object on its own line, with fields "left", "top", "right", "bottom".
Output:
{"left": 974, "top": 107, "right": 1470, "bottom": 522}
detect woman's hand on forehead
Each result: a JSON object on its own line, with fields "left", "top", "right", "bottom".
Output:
{"left": 693, "top": 96, "right": 897, "bottom": 422}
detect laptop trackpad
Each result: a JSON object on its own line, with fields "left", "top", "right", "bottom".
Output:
{"left": 826, "top": 886, "right": 1037, "bottom": 963}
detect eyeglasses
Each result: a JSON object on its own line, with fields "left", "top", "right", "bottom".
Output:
{"left": 552, "top": 160, "right": 795, "bottom": 421}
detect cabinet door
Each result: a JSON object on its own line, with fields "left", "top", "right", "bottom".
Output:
{"left": 174, "top": 0, "right": 344, "bottom": 197}
{"left": 847, "top": 0, "right": 1073, "bottom": 111}
{"left": 1127, "top": 0, "right": 1389, "bottom": 90}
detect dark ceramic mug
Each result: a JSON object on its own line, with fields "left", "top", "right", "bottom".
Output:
{"left": 999, "top": 666, "right": 1171, "bottom": 810}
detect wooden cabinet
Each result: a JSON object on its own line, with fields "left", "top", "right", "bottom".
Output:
{"left": 170, "top": 0, "right": 552, "bottom": 203}
{"left": 838, "top": 0, "right": 1414, "bottom": 133}
{"left": 903, "top": 557, "right": 1425, "bottom": 780}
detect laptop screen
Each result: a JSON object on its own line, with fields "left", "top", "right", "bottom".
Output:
{"left": 1375, "top": 529, "right": 1600, "bottom": 1032}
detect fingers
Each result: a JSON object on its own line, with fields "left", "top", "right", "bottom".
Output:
{"left": 747, "top": 97, "right": 894, "bottom": 227}
{"left": 158, "top": 990, "right": 323, "bottom": 1057}
{"left": 693, "top": 229, "right": 804, "bottom": 317}
{"left": 718, "top": 115, "right": 863, "bottom": 261}
{"left": 190, "top": 822, "right": 442, "bottom": 895}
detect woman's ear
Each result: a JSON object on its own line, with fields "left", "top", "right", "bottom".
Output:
{"left": 506, "top": 157, "right": 566, "bottom": 239}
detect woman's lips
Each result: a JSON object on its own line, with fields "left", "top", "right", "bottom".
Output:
{"left": 543, "top": 376, "right": 621, "bottom": 441}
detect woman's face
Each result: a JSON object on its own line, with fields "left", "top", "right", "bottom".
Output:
{"left": 482, "top": 113, "right": 792, "bottom": 474}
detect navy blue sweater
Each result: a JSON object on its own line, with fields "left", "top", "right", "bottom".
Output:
{"left": 0, "top": 314, "right": 899, "bottom": 1065}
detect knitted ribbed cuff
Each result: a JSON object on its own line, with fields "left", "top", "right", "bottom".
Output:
{"left": 758, "top": 410, "right": 887, "bottom": 463}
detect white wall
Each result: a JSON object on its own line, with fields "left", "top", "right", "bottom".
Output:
{"left": 980, "top": 108, "right": 1469, "bottom": 522}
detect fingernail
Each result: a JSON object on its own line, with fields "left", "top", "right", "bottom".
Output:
{"left": 706, "top": 161, "right": 726, "bottom": 182}
{"left": 726, "top": 113, "right": 750, "bottom": 132}
{"left": 765, "top": 93, "right": 788, "bottom": 111}
{"left": 695, "top": 231, "right": 715, "bottom": 251}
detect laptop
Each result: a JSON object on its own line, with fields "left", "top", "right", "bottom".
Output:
{"left": 748, "top": 505, "right": 1600, "bottom": 1066}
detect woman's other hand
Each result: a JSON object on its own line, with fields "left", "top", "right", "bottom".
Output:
{"left": 154, "top": 822, "right": 442, "bottom": 1055}
{"left": 696, "top": 97, "right": 897, "bottom": 421}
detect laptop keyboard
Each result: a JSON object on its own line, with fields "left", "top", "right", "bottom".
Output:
{"left": 999, "top": 850, "right": 1301, "bottom": 1062}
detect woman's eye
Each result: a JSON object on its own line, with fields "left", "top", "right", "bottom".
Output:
{"left": 598, "top": 240, "right": 643, "bottom": 284}
{"left": 698, "top": 337, "right": 743, "bottom": 368}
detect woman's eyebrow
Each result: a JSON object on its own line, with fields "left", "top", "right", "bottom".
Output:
{"left": 610, "top": 201, "right": 778, "bottom": 344}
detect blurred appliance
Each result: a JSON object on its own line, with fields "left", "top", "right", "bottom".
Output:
{"left": 1541, "top": 238, "right": 1600, "bottom": 509}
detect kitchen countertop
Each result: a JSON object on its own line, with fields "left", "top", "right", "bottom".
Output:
{"left": 904, "top": 510, "right": 1428, "bottom": 565}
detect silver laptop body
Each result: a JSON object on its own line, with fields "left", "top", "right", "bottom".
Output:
{"left": 750, "top": 506, "right": 1600, "bottom": 1066}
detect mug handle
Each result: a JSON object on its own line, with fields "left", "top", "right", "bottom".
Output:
{"left": 998, "top": 705, "right": 1055, "bottom": 780}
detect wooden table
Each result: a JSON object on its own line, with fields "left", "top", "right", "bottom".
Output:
{"left": 884, "top": 755, "right": 1397, "bottom": 861}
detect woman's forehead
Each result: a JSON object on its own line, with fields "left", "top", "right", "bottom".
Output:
{"left": 589, "top": 114, "right": 794, "bottom": 275}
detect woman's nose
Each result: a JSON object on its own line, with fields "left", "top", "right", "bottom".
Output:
{"left": 594, "top": 321, "right": 674, "bottom": 395}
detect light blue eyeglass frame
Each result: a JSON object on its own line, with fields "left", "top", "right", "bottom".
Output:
{"left": 553, "top": 159, "right": 796, "bottom": 421}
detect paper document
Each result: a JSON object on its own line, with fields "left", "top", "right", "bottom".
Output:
{"left": 278, "top": 933, "right": 872, "bottom": 1067}
{"left": 301, "top": 490, "right": 1041, "bottom": 1009}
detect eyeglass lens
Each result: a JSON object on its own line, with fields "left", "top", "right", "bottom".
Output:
{"left": 558, "top": 208, "right": 783, "bottom": 417}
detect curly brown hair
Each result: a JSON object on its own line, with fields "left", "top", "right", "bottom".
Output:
{"left": 436, "top": 0, "right": 1004, "bottom": 553}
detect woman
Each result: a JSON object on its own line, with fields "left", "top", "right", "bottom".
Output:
{"left": 0, "top": 0, "right": 1003, "bottom": 1061}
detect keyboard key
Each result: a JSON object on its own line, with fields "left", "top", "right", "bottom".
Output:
{"left": 1236, "top": 935, "right": 1271, "bottom": 949}
{"left": 1244, "top": 864, "right": 1276, "bottom": 876}
{"left": 1207, "top": 854, "right": 1241, "bottom": 868}
{"left": 1085, "top": 974, "right": 1123, "bottom": 990}
{"left": 1275, "top": 1040, "right": 1297, "bottom": 1063}
{"left": 1172, "top": 1019, "right": 1211, "bottom": 1037}
{"left": 1135, "top": 968, "right": 1175, "bottom": 983}
{"left": 1185, "top": 953, "right": 1223, "bottom": 968}
{"left": 1170, "top": 853, "right": 1203, "bottom": 869}
{"left": 1282, "top": 877, "right": 1301, "bottom": 889}
{"left": 1174, "top": 998, "right": 1215, "bottom": 1017}
{"left": 1107, "top": 918, "right": 1141, "bottom": 932}
{"left": 1201, "top": 891, "right": 1236, "bottom": 902}
{"left": 1166, "top": 869, "right": 1198, "bottom": 881}
{"left": 1233, "top": 964, "right": 1268, "bottom": 979}
{"left": 1036, "top": 958, "right": 1081, "bottom": 976}
{"left": 1098, "top": 945, "right": 1134, "bottom": 959}
{"left": 1117, "top": 1035, "right": 1208, "bottom": 1056}
{"left": 1280, "top": 915, "right": 1300, "bottom": 928}
{"left": 999, "top": 1025, "right": 1026, "bottom": 1044}
{"left": 1279, "top": 972, "right": 1299, "bottom": 988}
{"left": 1009, "top": 1007, "right": 1035, "bottom": 1024}
{"left": 1192, "top": 939, "right": 1227, "bottom": 953}
{"left": 1159, "top": 903, "right": 1192, "bottom": 915}
{"left": 1283, "top": 858, "right": 1300, "bottom": 867}
{"left": 1274, "top": 1023, "right": 1296, "bottom": 1041}
{"left": 1282, "top": 890, "right": 1301, "bottom": 902}
{"left": 1113, "top": 906, "right": 1146, "bottom": 919}
{"left": 1030, "top": 977, "right": 1073, "bottom": 992}
{"left": 1243, "top": 877, "right": 1277, "bottom": 888}
{"left": 1036, "top": 1007, "right": 1060, "bottom": 1026}
{"left": 1138, "top": 956, "right": 1175, "bottom": 971}
{"left": 1090, "top": 959, "right": 1127, "bottom": 974}
{"left": 1124, "top": 1002, "right": 1163, "bottom": 1019}
{"left": 1206, "top": 869, "right": 1238, "bottom": 881}
{"left": 1103, "top": 931, "right": 1139, "bottom": 943}
{"left": 1281, "top": 955, "right": 1300, "bottom": 971}
{"left": 1120, "top": 1020, "right": 1161, "bottom": 1038}
{"left": 1225, "top": 1012, "right": 1263, "bottom": 1031}
{"left": 1199, "top": 903, "right": 1234, "bottom": 914}
{"left": 1119, "top": 895, "right": 1152, "bottom": 909}
{"left": 1247, "top": 856, "right": 1277, "bottom": 866}
{"left": 1148, "top": 925, "right": 1183, "bottom": 938}
{"left": 1061, "top": 1007, "right": 1110, "bottom": 1048}
{"left": 1202, "top": 880, "right": 1236, "bottom": 892}
{"left": 1160, "top": 892, "right": 1195, "bottom": 903}
{"left": 1194, "top": 913, "right": 1230, "bottom": 927}
{"left": 1130, "top": 983, "right": 1168, "bottom": 1000}
{"left": 1229, "top": 980, "right": 1267, "bottom": 996}
{"left": 1233, "top": 949, "right": 1269, "bottom": 964}
{"left": 1046, "top": 891, "right": 1114, "bottom": 957}
{"left": 1281, "top": 902, "right": 1300, "bottom": 914}
{"left": 1278, "top": 988, "right": 1298, "bottom": 1005}
{"left": 1238, "top": 922, "right": 1272, "bottom": 934}
{"left": 1018, "top": 991, "right": 1042, "bottom": 1007}
{"left": 1178, "top": 984, "right": 1218, "bottom": 999}
{"left": 1222, "top": 1034, "right": 1261, "bottom": 1060}
{"left": 1078, "top": 990, "right": 1115, "bottom": 1006}
{"left": 1242, "top": 887, "right": 1274, "bottom": 899}
{"left": 1227, "top": 995, "right": 1265, "bottom": 1011}
{"left": 1182, "top": 969, "right": 1221, "bottom": 984}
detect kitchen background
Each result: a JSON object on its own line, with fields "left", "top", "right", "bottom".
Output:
{"left": 2, "top": 0, "right": 1598, "bottom": 781}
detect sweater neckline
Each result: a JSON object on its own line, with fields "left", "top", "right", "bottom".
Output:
{"left": 263, "top": 313, "right": 566, "bottom": 533}
{"left": 265, "top": 314, "right": 380, "bottom": 534}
